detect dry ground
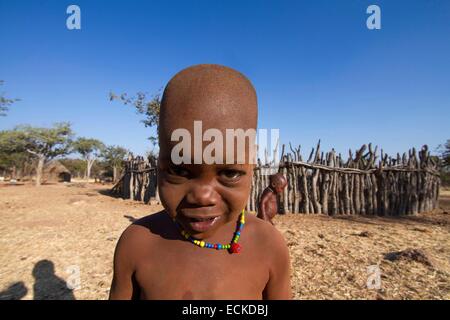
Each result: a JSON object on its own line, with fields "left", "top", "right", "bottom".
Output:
{"left": 0, "top": 183, "right": 449, "bottom": 300}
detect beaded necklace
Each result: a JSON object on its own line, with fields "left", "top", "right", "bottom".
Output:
{"left": 177, "top": 209, "right": 245, "bottom": 254}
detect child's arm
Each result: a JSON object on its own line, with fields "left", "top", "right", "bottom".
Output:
{"left": 109, "top": 228, "right": 137, "bottom": 300}
{"left": 257, "top": 190, "right": 272, "bottom": 223}
{"left": 263, "top": 228, "right": 292, "bottom": 299}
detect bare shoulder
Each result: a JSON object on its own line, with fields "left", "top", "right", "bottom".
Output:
{"left": 110, "top": 211, "right": 172, "bottom": 299}
{"left": 115, "top": 211, "right": 175, "bottom": 261}
{"left": 260, "top": 188, "right": 273, "bottom": 200}
{"left": 119, "top": 211, "right": 164, "bottom": 242}
{"left": 246, "top": 214, "right": 289, "bottom": 254}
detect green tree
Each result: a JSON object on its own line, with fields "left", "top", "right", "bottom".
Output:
{"left": 16, "top": 123, "right": 73, "bottom": 186}
{"left": 437, "top": 140, "right": 450, "bottom": 168}
{"left": 0, "top": 129, "right": 32, "bottom": 178}
{"left": 72, "top": 137, "right": 105, "bottom": 180}
{"left": 109, "top": 91, "right": 161, "bottom": 145}
{"left": 102, "top": 145, "right": 129, "bottom": 182}
{"left": 437, "top": 140, "right": 450, "bottom": 186}
{"left": 0, "top": 80, "right": 20, "bottom": 116}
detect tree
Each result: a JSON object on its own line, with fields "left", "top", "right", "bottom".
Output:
{"left": 109, "top": 91, "right": 161, "bottom": 145}
{"left": 437, "top": 140, "right": 450, "bottom": 186}
{"left": 102, "top": 145, "right": 129, "bottom": 182}
{"left": 0, "top": 129, "right": 32, "bottom": 178}
{"left": 16, "top": 123, "right": 73, "bottom": 186}
{"left": 0, "top": 80, "right": 20, "bottom": 116}
{"left": 437, "top": 140, "right": 450, "bottom": 168}
{"left": 72, "top": 137, "right": 105, "bottom": 180}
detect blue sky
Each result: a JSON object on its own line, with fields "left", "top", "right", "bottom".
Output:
{"left": 1, "top": 0, "right": 449, "bottom": 158}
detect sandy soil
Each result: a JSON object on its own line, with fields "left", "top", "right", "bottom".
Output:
{"left": 0, "top": 183, "right": 449, "bottom": 300}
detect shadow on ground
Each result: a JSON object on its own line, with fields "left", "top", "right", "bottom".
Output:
{"left": 97, "top": 188, "right": 123, "bottom": 199}
{"left": 0, "top": 259, "right": 76, "bottom": 300}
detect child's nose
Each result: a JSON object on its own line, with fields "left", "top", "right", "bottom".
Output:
{"left": 185, "top": 182, "right": 219, "bottom": 207}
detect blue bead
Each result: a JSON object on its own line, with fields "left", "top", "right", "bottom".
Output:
{"left": 218, "top": 244, "right": 222, "bottom": 250}
{"left": 236, "top": 231, "right": 240, "bottom": 235}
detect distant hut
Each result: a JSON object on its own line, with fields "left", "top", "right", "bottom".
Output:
{"left": 43, "top": 161, "right": 71, "bottom": 183}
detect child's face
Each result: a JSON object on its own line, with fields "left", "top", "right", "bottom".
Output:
{"left": 158, "top": 152, "right": 253, "bottom": 239}
{"left": 156, "top": 64, "right": 258, "bottom": 239}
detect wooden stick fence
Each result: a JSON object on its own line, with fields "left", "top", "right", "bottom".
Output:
{"left": 248, "top": 142, "right": 440, "bottom": 215}
{"left": 113, "top": 142, "right": 440, "bottom": 216}
{"left": 111, "top": 155, "right": 157, "bottom": 203}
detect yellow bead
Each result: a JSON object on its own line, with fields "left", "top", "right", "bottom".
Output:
{"left": 200, "top": 241, "right": 205, "bottom": 247}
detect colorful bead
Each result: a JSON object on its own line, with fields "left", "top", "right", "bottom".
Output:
{"left": 230, "top": 243, "right": 241, "bottom": 254}
{"left": 176, "top": 210, "right": 245, "bottom": 254}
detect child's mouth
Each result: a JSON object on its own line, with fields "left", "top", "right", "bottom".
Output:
{"left": 185, "top": 216, "right": 219, "bottom": 232}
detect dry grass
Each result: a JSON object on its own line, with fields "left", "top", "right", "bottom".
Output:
{"left": 0, "top": 183, "right": 449, "bottom": 300}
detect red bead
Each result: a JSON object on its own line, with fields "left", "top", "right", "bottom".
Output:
{"left": 214, "top": 244, "right": 218, "bottom": 249}
{"left": 230, "top": 243, "right": 241, "bottom": 254}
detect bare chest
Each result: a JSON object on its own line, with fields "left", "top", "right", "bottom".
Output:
{"left": 134, "top": 241, "right": 269, "bottom": 299}
{"left": 264, "top": 195, "right": 279, "bottom": 213}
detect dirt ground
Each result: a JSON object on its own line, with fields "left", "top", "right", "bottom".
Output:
{"left": 0, "top": 182, "right": 449, "bottom": 300}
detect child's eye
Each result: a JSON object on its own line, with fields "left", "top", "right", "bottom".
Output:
{"left": 168, "top": 165, "right": 191, "bottom": 178}
{"left": 219, "top": 169, "right": 245, "bottom": 181}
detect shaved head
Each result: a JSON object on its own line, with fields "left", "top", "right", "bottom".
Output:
{"left": 159, "top": 64, "right": 258, "bottom": 160}
{"left": 270, "top": 173, "right": 287, "bottom": 187}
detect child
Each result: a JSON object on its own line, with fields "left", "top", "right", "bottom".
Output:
{"left": 109, "top": 64, "right": 291, "bottom": 300}
{"left": 257, "top": 173, "right": 288, "bottom": 225}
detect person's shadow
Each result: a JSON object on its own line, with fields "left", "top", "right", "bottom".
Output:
{"left": 32, "top": 260, "right": 76, "bottom": 300}
{"left": 0, "top": 281, "right": 28, "bottom": 300}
